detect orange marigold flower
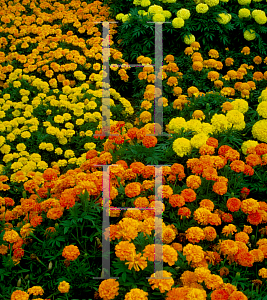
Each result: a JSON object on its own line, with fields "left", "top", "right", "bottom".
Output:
{"left": 183, "top": 243, "right": 205, "bottom": 264}
{"left": 246, "top": 154, "right": 262, "bottom": 167}
{"left": 180, "top": 188, "right": 196, "bottom": 202}
{"left": 204, "top": 226, "right": 217, "bottom": 241}
{"left": 199, "top": 199, "right": 214, "bottom": 211}
{"left": 243, "top": 164, "right": 254, "bottom": 176}
{"left": 171, "top": 242, "right": 183, "bottom": 252}
{"left": 253, "top": 71, "right": 263, "bottom": 81}
{"left": 225, "top": 149, "right": 240, "bottom": 162}
{"left": 237, "top": 251, "right": 254, "bottom": 267}
{"left": 202, "top": 167, "right": 218, "bottom": 180}
{"left": 157, "top": 185, "right": 173, "bottom": 199}
{"left": 208, "top": 213, "right": 222, "bottom": 226}
{"left": 194, "top": 207, "right": 212, "bottom": 225}
{"left": 230, "top": 160, "right": 245, "bottom": 173}
{"left": 199, "top": 144, "right": 215, "bottom": 155}
{"left": 134, "top": 197, "right": 149, "bottom": 207}
{"left": 178, "top": 207, "right": 191, "bottom": 219}
{"left": 241, "top": 198, "right": 259, "bottom": 214}
{"left": 255, "top": 143, "right": 267, "bottom": 156}
{"left": 130, "top": 162, "right": 145, "bottom": 175}
{"left": 227, "top": 197, "right": 241, "bottom": 212}
{"left": 225, "top": 57, "right": 234, "bottom": 66}
{"left": 185, "top": 227, "right": 205, "bottom": 244}
{"left": 148, "top": 270, "right": 174, "bottom": 293}
{"left": 47, "top": 207, "right": 63, "bottom": 220}
{"left": 167, "top": 76, "right": 178, "bottom": 86}
{"left": 180, "top": 270, "right": 198, "bottom": 287}
{"left": 222, "top": 213, "right": 233, "bottom": 223}
{"left": 222, "top": 224, "right": 237, "bottom": 237}
{"left": 211, "top": 289, "right": 230, "bottom": 300}
{"left": 169, "top": 194, "right": 185, "bottom": 208}
{"left": 247, "top": 211, "right": 262, "bottom": 226}
{"left": 250, "top": 249, "right": 264, "bottom": 263}
{"left": 125, "top": 182, "right": 142, "bottom": 198}
{"left": 98, "top": 279, "right": 119, "bottom": 300}
{"left": 62, "top": 245, "right": 80, "bottom": 261}
{"left": 186, "top": 175, "right": 201, "bottom": 189}
{"left": 213, "top": 182, "right": 227, "bottom": 195}
{"left": 220, "top": 240, "right": 239, "bottom": 257}
{"left": 235, "top": 232, "right": 249, "bottom": 244}
{"left": 204, "top": 274, "right": 224, "bottom": 290}
{"left": 142, "top": 136, "right": 157, "bottom": 148}
{"left": 218, "top": 145, "right": 232, "bottom": 156}
{"left": 115, "top": 241, "right": 136, "bottom": 261}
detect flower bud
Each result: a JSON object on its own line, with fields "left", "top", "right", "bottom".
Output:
{"left": 22, "top": 191, "right": 27, "bottom": 199}
{"left": 48, "top": 261, "right": 53, "bottom": 270}
{"left": 24, "top": 274, "right": 29, "bottom": 280}
{"left": 235, "top": 272, "right": 240, "bottom": 279}
{"left": 251, "top": 235, "right": 255, "bottom": 242}
{"left": 17, "top": 277, "right": 22, "bottom": 287}
{"left": 55, "top": 223, "right": 59, "bottom": 230}
{"left": 231, "top": 192, "right": 234, "bottom": 197}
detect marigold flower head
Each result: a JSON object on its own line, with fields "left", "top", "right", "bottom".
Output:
{"left": 227, "top": 197, "right": 241, "bottom": 212}
{"left": 220, "top": 240, "right": 239, "bottom": 256}
{"left": 204, "top": 226, "right": 217, "bottom": 241}
{"left": 186, "top": 175, "right": 201, "bottom": 189}
{"left": 3, "top": 229, "right": 20, "bottom": 244}
{"left": 213, "top": 182, "right": 227, "bottom": 195}
{"left": 124, "top": 288, "right": 148, "bottom": 300}
{"left": 247, "top": 211, "right": 262, "bottom": 225}
{"left": 148, "top": 270, "right": 174, "bottom": 293}
{"left": 222, "top": 224, "right": 237, "bottom": 237}
{"left": 115, "top": 241, "right": 136, "bottom": 261}
{"left": 186, "top": 227, "right": 205, "bottom": 244}
{"left": 235, "top": 231, "right": 249, "bottom": 244}
{"left": 183, "top": 243, "right": 205, "bottom": 264}
{"left": 58, "top": 281, "right": 70, "bottom": 293}
{"left": 10, "top": 290, "right": 29, "bottom": 300}
{"left": 194, "top": 207, "right": 212, "bottom": 225}
{"left": 211, "top": 289, "right": 230, "bottom": 300}
{"left": 62, "top": 245, "right": 80, "bottom": 261}
{"left": 250, "top": 249, "right": 264, "bottom": 263}
{"left": 169, "top": 194, "right": 185, "bottom": 207}
{"left": 125, "top": 182, "right": 141, "bottom": 198}
{"left": 205, "top": 274, "right": 224, "bottom": 290}
{"left": 181, "top": 188, "right": 196, "bottom": 202}
{"left": 98, "top": 279, "right": 119, "bottom": 300}
{"left": 199, "top": 199, "right": 214, "bottom": 211}
{"left": 241, "top": 198, "right": 259, "bottom": 214}
{"left": 178, "top": 207, "right": 191, "bottom": 219}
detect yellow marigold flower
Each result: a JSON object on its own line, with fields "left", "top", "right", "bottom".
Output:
{"left": 183, "top": 243, "right": 205, "bottom": 264}
{"left": 27, "top": 286, "right": 44, "bottom": 296}
{"left": 194, "top": 267, "right": 211, "bottom": 283}
{"left": 10, "top": 290, "right": 29, "bottom": 300}
{"left": 194, "top": 207, "right": 212, "bottom": 225}
{"left": 259, "top": 268, "right": 267, "bottom": 278}
{"left": 3, "top": 229, "right": 20, "bottom": 243}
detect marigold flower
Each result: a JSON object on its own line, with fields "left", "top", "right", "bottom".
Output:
{"left": 222, "top": 213, "right": 233, "bottom": 223}
{"left": 183, "top": 243, "right": 205, "bottom": 264}
{"left": 98, "top": 279, "right": 119, "bottom": 300}
{"left": 235, "top": 231, "right": 249, "bottom": 244}
{"left": 250, "top": 249, "right": 264, "bottom": 263}
{"left": 208, "top": 213, "right": 222, "bottom": 226}
{"left": 203, "top": 227, "right": 216, "bottom": 242}
{"left": 115, "top": 241, "right": 136, "bottom": 261}
{"left": 211, "top": 289, "right": 230, "bottom": 300}
{"left": 124, "top": 288, "right": 148, "bottom": 300}
{"left": 185, "top": 227, "right": 205, "bottom": 244}
{"left": 205, "top": 274, "right": 224, "bottom": 290}
{"left": 212, "top": 182, "right": 227, "bottom": 195}
{"left": 125, "top": 182, "right": 141, "bottom": 198}
{"left": 58, "top": 281, "right": 70, "bottom": 293}
{"left": 125, "top": 252, "right": 147, "bottom": 271}
{"left": 148, "top": 270, "right": 174, "bottom": 293}
{"left": 246, "top": 154, "right": 262, "bottom": 167}
{"left": 259, "top": 268, "right": 267, "bottom": 278}
{"left": 222, "top": 224, "right": 237, "bottom": 237}
{"left": 186, "top": 175, "right": 201, "bottom": 189}
{"left": 62, "top": 245, "right": 80, "bottom": 261}
{"left": 227, "top": 197, "right": 241, "bottom": 212}
{"left": 194, "top": 208, "right": 212, "bottom": 225}
{"left": 230, "top": 160, "right": 245, "bottom": 173}
{"left": 241, "top": 198, "right": 259, "bottom": 214}
{"left": 169, "top": 194, "right": 185, "bottom": 207}
{"left": 220, "top": 240, "right": 239, "bottom": 257}
{"left": 180, "top": 188, "right": 196, "bottom": 202}
{"left": 3, "top": 229, "right": 20, "bottom": 244}
{"left": 247, "top": 211, "right": 262, "bottom": 225}
{"left": 10, "top": 290, "right": 29, "bottom": 300}
{"left": 178, "top": 207, "right": 191, "bottom": 219}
